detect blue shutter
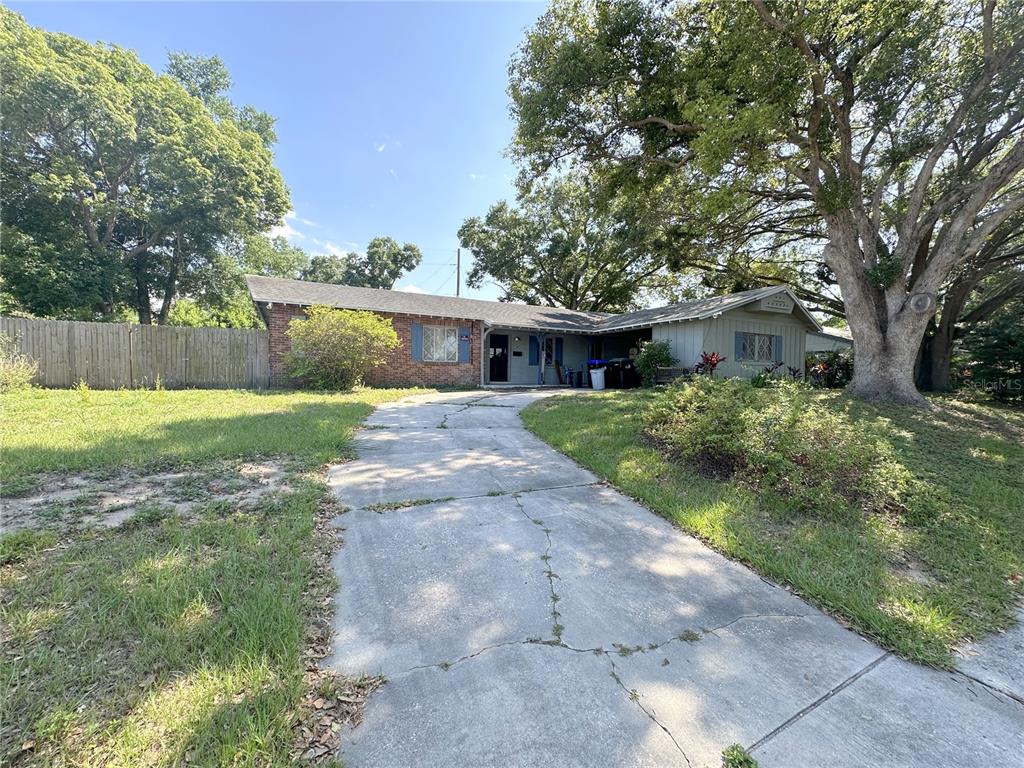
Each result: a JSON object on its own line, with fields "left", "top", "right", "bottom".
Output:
{"left": 734, "top": 332, "right": 744, "bottom": 361}
{"left": 773, "top": 334, "right": 784, "bottom": 363}
{"left": 555, "top": 337, "right": 563, "bottom": 364}
{"left": 458, "top": 327, "right": 471, "bottom": 363}
{"left": 528, "top": 335, "right": 539, "bottom": 366}
{"left": 411, "top": 323, "right": 423, "bottom": 361}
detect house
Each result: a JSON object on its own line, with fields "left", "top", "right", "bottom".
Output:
{"left": 246, "top": 277, "right": 821, "bottom": 387}
{"left": 806, "top": 326, "right": 854, "bottom": 353}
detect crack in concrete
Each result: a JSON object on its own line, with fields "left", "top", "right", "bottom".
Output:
{"left": 604, "top": 612, "right": 814, "bottom": 658}
{"left": 338, "top": 482, "right": 603, "bottom": 517}
{"left": 747, "top": 651, "right": 891, "bottom": 755}
{"left": 391, "top": 637, "right": 692, "bottom": 765}
{"left": 952, "top": 669, "right": 1024, "bottom": 708}
{"left": 606, "top": 655, "right": 694, "bottom": 768}
{"left": 510, "top": 492, "right": 563, "bottom": 641}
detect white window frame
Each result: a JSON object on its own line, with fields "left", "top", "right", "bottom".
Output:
{"left": 422, "top": 325, "right": 459, "bottom": 363}
{"left": 738, "top": 332, "right": 775, "bottom": 362}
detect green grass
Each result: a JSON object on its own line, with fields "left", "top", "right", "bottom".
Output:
{"left": 0, "top": 387, "right": 424, "bottom": 766}
{"left": 1, "top": 386, "right": 427, "bottom": 484}
{"left": 522, "top": 390, "right": 1024, "bottom": 666}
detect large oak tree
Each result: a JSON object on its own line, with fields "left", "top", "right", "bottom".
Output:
{"left": 0, "top": 9, "right": 289, "bottom": 324}
{"left": 510, "top": 0, "right": 1024, "bottom": 404}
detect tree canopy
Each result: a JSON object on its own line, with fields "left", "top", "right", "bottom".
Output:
{"left": 511, "top": 0, "right": 1024, "bottom": 404}
{"left": 458, "top": 174, "right": 677, "bottom": 312}
{"left": 301, "top": 237, "right": 422, "bottom": 290}
{"left": 0, "top": 9, "right": 290, "bottom": 324}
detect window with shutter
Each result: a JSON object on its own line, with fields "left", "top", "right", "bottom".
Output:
{"left": 737, "top": 332, "right": 776, "bottom": 362}
{"left": 422, "top": 326, "right": 459, "bottom": 362}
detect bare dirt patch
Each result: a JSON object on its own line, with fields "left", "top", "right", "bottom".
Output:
{"left": 1, "top": 459, "right": 292, "bottom": 534}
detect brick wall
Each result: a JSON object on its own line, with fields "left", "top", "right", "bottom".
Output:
{"left": 264, "top": 303, "right": 481, "bottom": 388}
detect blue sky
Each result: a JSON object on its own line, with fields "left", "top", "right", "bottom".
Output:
{"left": 12, "top": 1, "right": 548, "bottom": 300}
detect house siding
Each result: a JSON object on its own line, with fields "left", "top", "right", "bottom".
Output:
{"left": 807, "top": 332, "right": 854, "bottom": 353}
{"left": 654, "top": 310, "right": 809, "bottom": 377}
{"left": 265, "top": 303, "right": 481, "bottom": 388}
{"left": 702, "top": 309, "right": 808, "bottom": 377}
{"left": 652, "top": 322, "right": 705, "bottom": 369}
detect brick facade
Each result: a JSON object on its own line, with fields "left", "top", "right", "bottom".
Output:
{"left": 264, "top": 303, "right": 482, "bottom": 388}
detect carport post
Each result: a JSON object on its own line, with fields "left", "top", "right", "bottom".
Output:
{"left": 480, "top": 324, "right": 491, "bottom": 386}
{"left": 537, "top": 332, "right": 547, "bottom": 385}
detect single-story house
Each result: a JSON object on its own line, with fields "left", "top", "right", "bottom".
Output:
{"left": 246, "top": 276, "right": 822, "bottom": 388}
{"left": 806, "top": 326, "right": 854, "bottom": 353}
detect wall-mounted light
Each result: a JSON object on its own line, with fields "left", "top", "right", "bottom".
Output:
{"left": 514, "top": 336, "right": 521, "bottom": 342}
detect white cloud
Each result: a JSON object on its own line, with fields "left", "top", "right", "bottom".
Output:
{"left": 268, "top": 210, "right": 304, "bottom": 240}
{"left": 398, "top": 284, "right": 425, "bottom": 294}
{"left": 388, "top": 168, "right": 398, "bottom": 180}
{"left": 309, "top": 237, "right": 347, "bottom": 257}
{"left": 374, "top": 141, "right": 387, "bottom": 153}
{"left": 468, "top": 172, "right": 486, "bottom": 181}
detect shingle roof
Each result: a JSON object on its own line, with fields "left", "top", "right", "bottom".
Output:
{"left": 600, "top": 285, "right": 820, "bottom": 330}
{"left": 246, "top": 276, "right": 820, "bottom": 334}
{"left": 809, "top": 326, "right": 853, "bottom": 341}
{"left": 246, "top": 275, "right": 609, "bottom": 332}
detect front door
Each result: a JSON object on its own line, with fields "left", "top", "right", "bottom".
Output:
{"left": 489, "top": 334, "right": 509, "bottom": 382}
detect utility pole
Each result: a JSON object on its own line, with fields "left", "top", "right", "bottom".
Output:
{"left": 456, "top": 248, "right": 461, "bottom": 297}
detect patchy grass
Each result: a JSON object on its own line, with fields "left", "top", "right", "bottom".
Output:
{"left": 522, "top": 390, "right": 1024, "bottom": 666}
{"left": 0, "top": 529, "right": 57, "bottom": 566}
{"left": 0, "top": 386, "right": 424, "bottom": 765}
{"left": 1, "top": 386, "right": 428, "bottom": 484}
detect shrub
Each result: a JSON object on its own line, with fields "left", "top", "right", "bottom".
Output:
{"left": 806, "top": 348, "right": 853, "bottom": 388}
{"left": 644, "top": 377, "right": 910, "bottom": 516}
{"left": 285, "top": 305, "right": 400, "bottom": 390}
{"left": 695, "top": 351, "right": 726, "bottom": 376}
{"left": 0, "top": 332, "right": 37, "bottom": 392}
{"left": 633, "top": 339, "right": 676, "bottom": 386}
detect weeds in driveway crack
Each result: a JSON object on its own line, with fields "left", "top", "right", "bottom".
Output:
{"left": 362, "top": 497, "right": 455, "bottom": 513}
{"left": 605, "top": 654, "right": 693, "bottom": 767}
{"left": 510, "top": 493, "right": 563, "bottom": 643}
{"left": 722, "top": 744, "right": 758, "bottom": 768}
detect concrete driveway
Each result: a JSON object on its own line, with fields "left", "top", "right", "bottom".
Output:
{"left": 325, "top": 390, "right": 1023, "bottom": 768}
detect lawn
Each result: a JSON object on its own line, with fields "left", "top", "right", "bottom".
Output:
{"left": 522, "top": 389, "right": 1024, "bottom": 667}
{"left": 0, "top": 386, "right": 425, "bottom": 767}
{"left": 2, "top": 387, "right": 423, "bottom": 490}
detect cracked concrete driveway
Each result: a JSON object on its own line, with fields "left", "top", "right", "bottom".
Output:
{"left": 325, "top": 390, "right": 1023, "bottom": 768}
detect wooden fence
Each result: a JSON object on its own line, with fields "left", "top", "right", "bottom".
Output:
{"left": 1, "top": 316, "right": 270, "bottom": 389}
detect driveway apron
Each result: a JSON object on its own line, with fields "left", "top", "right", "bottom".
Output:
{"left": 325, "top": 390, "right": 1024, "bottom": 768}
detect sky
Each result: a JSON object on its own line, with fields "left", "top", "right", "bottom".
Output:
{"left": 11, "top": 1, "right": 548, "bottom": 300}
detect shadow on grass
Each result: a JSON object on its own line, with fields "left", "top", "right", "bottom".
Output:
{"left": 522, "top": 390, "right": 1024, "bottom": 666}
{"left": 0, "top": 484, "right": 319, "bottom": 765}
{"left": 3, "top": 401, "right": 379, "bottom": 481}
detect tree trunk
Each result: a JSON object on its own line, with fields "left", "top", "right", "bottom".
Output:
{"left": 134, "top": 254, "right": 152, "bottom": 325}
{"left": 157, "top": 239, "right": 181, "bottom": 326}
{"left": 847, "top": 329, "right": 927, "bottom": 405}
{"left": 825, "top": 240, "right": 932, "bottom": 407}
{"left": 917, "top": 326, "right": 956, "bottom": 392}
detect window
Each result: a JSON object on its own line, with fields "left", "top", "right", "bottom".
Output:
{"left": 422, "top": 326, "right": 459, "bottom": 363}
{"left": 738, "top": 332, "right": 775, "bottom": 362}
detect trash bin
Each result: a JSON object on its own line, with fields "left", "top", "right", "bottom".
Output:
{"left": 590, "top": 367, "right": 606, "bottom": 390}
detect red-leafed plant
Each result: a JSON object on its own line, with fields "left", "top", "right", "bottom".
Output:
{"left": 696, "top": 351, "right": 726, "bottom": 376}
